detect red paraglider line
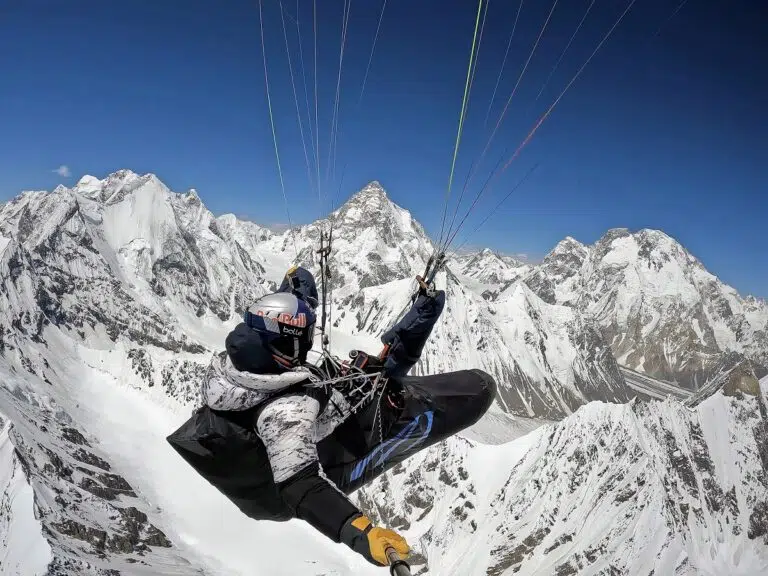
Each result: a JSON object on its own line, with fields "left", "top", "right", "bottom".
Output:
{"left": 443, "top": 0, "right": 638, "bottom": 249}
{"left": 500, "top": 0, "right": 637, "bottom": 175}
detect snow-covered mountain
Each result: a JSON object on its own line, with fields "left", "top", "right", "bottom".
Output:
{"left": 2, "top": 171, "right": 619, "bottom": 421}
{"left": 451, "top": 248, "right": 530, "bottom": 299}
{"left": 0, "top": 364, "right": 203, "bottom": 576}
{"left": 1, "top": 170, "right": 760, "bottom": 422}
{"left": 519, "top": 228, "right": 768, "bottom": 390}
{"left": 353, "top": 388, "right": 768, "bottom": 575}
{"left": 1, "top": 170, "right": 766, "bottom": 575}
{"left": 0, "top": 170, "right": 270, "bottom": 350}
{"left": 0, "top": 341, "right": 380, "bottom": 576}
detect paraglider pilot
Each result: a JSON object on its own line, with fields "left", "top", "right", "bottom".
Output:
{"left": 167, "top": 266, "right": 496, "bottom": 568}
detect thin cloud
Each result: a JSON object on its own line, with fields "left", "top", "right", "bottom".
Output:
{"left": 53, "top": 165, "right": 72, "bottom": 178}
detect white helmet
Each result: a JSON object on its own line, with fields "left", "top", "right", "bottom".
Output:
{"left": 243, "top": 292, "right": 317, "bottom": 367}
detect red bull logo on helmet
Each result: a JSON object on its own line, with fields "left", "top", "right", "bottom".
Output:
{"left": 278, "top": 312, "right": 307, "bottom": 327}
{"left": 253, "top": 309, "right": 307, "bottom": 328}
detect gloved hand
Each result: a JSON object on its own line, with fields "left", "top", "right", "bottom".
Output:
{"left": 340, "top": 514, "right": 410, "bottom": 566}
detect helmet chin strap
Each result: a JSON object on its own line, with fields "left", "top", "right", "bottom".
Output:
{"left": 269, "top": 337, "right": 302, "bottom": 368}
{"left": 272, "top": 354, "right": 293, "bottom": 369}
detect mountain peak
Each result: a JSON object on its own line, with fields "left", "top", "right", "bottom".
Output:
{"left": 75, "top": 175, "right": 103, "bottom": 196}
{"left": 590, "top": 226, "right": 699, "bottom": 270}
{"left": 543, "top": 236, "right": 588, "bottom": 268}
{"left": 552, "top": 236, "right": 586, "bottom": 253}
{"left": 336, "top": 181, "right": 397, "bottom": 220}
{"left": 360, "top": 180, "right": 386, "bottom": 196}
{"left": 344, "top": 180, "right": 388, "bottom": 206}
{"left": 472, "top": 247, "right": 527, "bottom": 268}
{"left": 595, "top": 227, "right": 681, "bottom": 250}
{"left": 70, "top": 169, "right": 171, "bottom": 205}
{"left": 597, "top": 227, "right": 632, "bottom": 246}
{"left": 103, "top": 169, "right": 141, "bottom": 186}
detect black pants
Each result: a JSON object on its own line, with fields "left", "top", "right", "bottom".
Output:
{"left": 167, "top": 369, "right": 496, "bottom": 521}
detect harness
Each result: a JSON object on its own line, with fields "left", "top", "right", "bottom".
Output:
{"left": 304, "top": 349, "right": 389, "bottom": 417}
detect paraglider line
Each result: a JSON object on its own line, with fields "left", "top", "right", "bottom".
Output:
{"left": 437, "top": 0, "right": 484, "bottom": 249}
{"left": 258, "top": 0, "right": 298, "bottom": 258}
{"left": 465, "top": 0, "right": 491, "bottom": 124}
{"left": 332, "top": 0, "right": 388, "bottom": 213}
{"left": 500, "top": 0, "right": 638, "bottom": 175}
{"left": 452, "top": 163, "right": 540, "bottom": 253}
{"left": 279, "top": 1, "right": 316, "bottom": 202}
{"left": 456, "top": 0, "right": 558, "bottom": 214}
{"left": 357, "top": 0, "right": 387, "bottom": 108}
{"left": 445, "top": 0, "right": 637, "bottom": 249}
{"left": 654, "top": 0, "right": 689, "bottom": 37}
{"left": 444, "top": 150, "right": 506, "bottom": 249}
{"left": 327, "top": 0, "right": 352, "bottom": 194}
{"left": 483, "top": 0, "right": 524, "bottom": 129}
{"left": 295, "top": 0, "right": 319, "bottom": 194}
{"left": 313, "top": 0, "right": 322, "bottom": 217}
{"left": 533, "top": 0, "right": 595, "bottom": 104}
{"left": 444, "top": 0, "right": 492, "bottom": 248}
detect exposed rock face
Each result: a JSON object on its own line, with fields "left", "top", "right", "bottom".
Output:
{"left": 1, "top": 376, "right": 198, "bottom": 575}
{"left": 520, "top": 228, "right": 768, "bottom": 389}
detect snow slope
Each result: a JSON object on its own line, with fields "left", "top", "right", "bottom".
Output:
{"left": 450, "top": 248, "right": 530, "bottom": 299}
{"left": 0, "top": 412, "right": 52, "bottom": 576}
{"left": 354, "top": 392, "right": 768, "bottom": 575}
{"left": 0, "top": 357, "right": 213, "bottom": 575}
{"left": 0, "top": 334, "right": 382, "bottom": 576}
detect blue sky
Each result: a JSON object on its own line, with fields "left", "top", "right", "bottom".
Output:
{"left": 0, "top": 0, "right": 765, "bottom": 297}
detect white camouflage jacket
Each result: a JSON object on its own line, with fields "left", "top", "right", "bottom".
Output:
{"left": 200, "top": 352, "right": 354, "bottom": 482}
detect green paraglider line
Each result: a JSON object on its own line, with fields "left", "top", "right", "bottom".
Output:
{"left": 449, "top": 0, "right": 559, "bottom": 238}
{"left": 443, "top": 0, "right": 638, "bottom": 252}
{"left": 444, "top": 0, "right": 492, "bottom": 251}
{"left": 437, "top": 0, "right": 485, "bottom": 250}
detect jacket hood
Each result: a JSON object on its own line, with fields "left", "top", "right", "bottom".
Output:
{"left": 201, "top": 352, "right": 312, "bottom": 411}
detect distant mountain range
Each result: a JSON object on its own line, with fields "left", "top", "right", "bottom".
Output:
{"left": 0, "top": 171, "right": 765, "bottom": 575}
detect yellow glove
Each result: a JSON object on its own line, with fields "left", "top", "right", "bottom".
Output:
{"left": 340, "top": 514, "right": 410, "bottom": 566}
